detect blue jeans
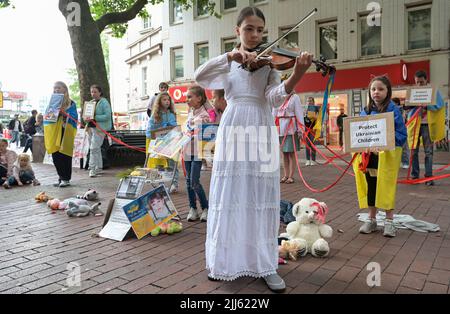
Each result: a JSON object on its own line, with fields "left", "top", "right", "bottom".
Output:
{"left": 8, "top": 170, "right": 35, "bottom": 186}
{"left": 411, "top": 124, "right": 433, "bottom": 178}
{"left": 168, "top": 159, "right": 179, "bottom": 188}
{"left": 401, "top": 141, "right": 409, "bottom": 165}
{"left": 10, "top": 131, "right": 20, "bottom": 147}
{"left": 184, "top": 158, "right": 208, "bottom": 210}
{"left": 305, "top": 132, "right": 316, "bottom": 161}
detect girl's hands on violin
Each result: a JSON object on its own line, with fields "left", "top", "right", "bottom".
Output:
{"left": 227, "top": 49, "right": 257, "bottom": 65}
{"left": 284, "top": 52, "right": 313, "bottom": 94}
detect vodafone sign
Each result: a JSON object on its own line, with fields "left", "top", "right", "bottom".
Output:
{"left": 169, "top": 86, "right": 213, "bottom": 103}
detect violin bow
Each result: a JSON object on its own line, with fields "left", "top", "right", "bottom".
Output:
{"left": 254, "top": 8, "right": 318, "bottom": 60}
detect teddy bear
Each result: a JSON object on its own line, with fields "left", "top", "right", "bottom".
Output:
{"left": 280, "top": 198, "right": 333, "bottom": 258}
{"left": 66, "top": 201, "right": 102, "bottom": 217}
{"left": 35, "top": 192, "right": 53, "bottom": 203}
{"left": 76, "top": 189, "right": 99, "bottom": 201}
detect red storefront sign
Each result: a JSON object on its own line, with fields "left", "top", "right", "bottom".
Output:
{"left": 169, "top": 86, "right": 214, "bottom": 103}
{"left": 2, "top": 91, "right": 27, "bottom": 101}
{"left": 295, "top": 60, "right": 430, "bottom": 93}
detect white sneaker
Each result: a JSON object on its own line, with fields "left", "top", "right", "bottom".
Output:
{"left": 305, "top": 160, "right": 311, "bottom": 166}
{"left": 383, "top": 219, "right": 397, "bottom": 237}
{"left": 200, "top": 209, "right": 208, "bottom": 222}
{"left": 401, "top": 164, "right": 409, "bottom": 169}
{"left": 310, "top": 161, "right": 318, "bottom": 166}
{"left": 359, "top": 218, "right": 377, "bottom": 234}
{"left": 263, "top": 273, "right": 286, "bottom": 293}
{"left": 89, "top": 170, "right": 98, "bottom": 177}
{"left": 59, "top": 180, "right": 71, "bottom": 188}
{"left": 187, "top": 208, "right": 200, "bottom": 222}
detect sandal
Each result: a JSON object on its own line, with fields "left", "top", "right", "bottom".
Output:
{"left": 280, "top": 176, "right": 288, "bottom": 183}
{"left": 285, "top": 178, "right": 295, "bottom": 184}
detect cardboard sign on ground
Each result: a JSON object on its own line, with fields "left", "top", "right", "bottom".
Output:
{"left": 405, "top": 86, "right": 436, "bottom": 106}
{"left": 99, "top": 198, "right": 133, "bottom": 241}
{"left": 343, "top": 112, "right": 395, "bottom": 153}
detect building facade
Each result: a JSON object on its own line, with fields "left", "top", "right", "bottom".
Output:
{"left": 160, "top": 0, "right": 449, "bottom": 146}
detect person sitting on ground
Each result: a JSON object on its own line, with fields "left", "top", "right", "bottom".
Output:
{"left": 3, "top": 153, "right": 40, "bottom": 189}
{"left": 0, "top": 139, "right": 17, "bottom": 188}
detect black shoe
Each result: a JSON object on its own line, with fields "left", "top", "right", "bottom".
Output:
{"left": 411, "top": 176, "right": 419, "bottom": 180}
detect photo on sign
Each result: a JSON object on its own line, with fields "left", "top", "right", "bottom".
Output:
{"left": 83, "top": 100, "right": 97, "bottom": 121}
{"left": 122, "top": 185, "right": 178, "bottom": 239}
{"left": 44, "top": 93, "right": 64, "bottom": 123}
{"left": 405, "top": 86, "right": 436, "bottom": 106}
{"left": 343, "top": 112, "right": 395, "bottom": 153}
{"left": 116, "top": 176, "right": 146, "bottom": 199}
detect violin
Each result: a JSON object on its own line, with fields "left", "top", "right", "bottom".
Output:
{"left": 242, "top": 44, "right": 336, "bottom": 77}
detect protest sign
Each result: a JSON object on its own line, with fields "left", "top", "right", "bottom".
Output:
{"left": 44, "top": 94, "right": 64, "bottom": 123}
{"left": 99, "top": 198, "right": 133, "bottom": 241}
{"left": 344, "top": 112, "right": 395, "bottom": 153}
{"left": 405, "top": 86, "right": 436, "bottom": 106}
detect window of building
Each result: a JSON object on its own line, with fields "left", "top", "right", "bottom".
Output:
{"left": 359, "top": 14, "right": 381, "bottom": 57}
{"left": 172, "top": 47, "right": 184, "bottom": 79}
{"left": 195, "top": 0, "right": 209, "bottom": 18}
{"left": 223, "top": 0, "right": 237, "bottom": 11}
{"left": 279, "top": 27, "right": 299, "bottom": 49}
{"left": 251, "top": 0, "right": 268, "bottom": 5}
{"left": 171, "top": 0, "right": 183, "bottom": 24}
{"left": 223, "top": 37, "right": 237, "bottom": 53}
{"left": 407, "top": 5, "right": 431, "bottom": 50}
{"left": 142, "top": 67, "right": 148, "bottom": 96}
{"left": 142, "top": 16, "right": 151, "bottom": 30}
{"left": 196, "top": 43, "right": 209, "bottom": 68}
{"left": 318, "top": 21, "right": 338, "bottom": 60}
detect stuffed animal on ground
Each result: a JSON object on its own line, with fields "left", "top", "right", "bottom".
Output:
{"left": 47, "top": 199, "right": 64, "bottom": 211}
{"left": 66, "top": 201, "right": 102, "bottom": 217}
{"left": 76, "top": 189, "right": 99, "bottom": 201}
{"left": 278, "top": 240, "right": 304, "bottom": 261}
{"left": 151, "top": 221, "right": 183, "bottom": 236}
{"left": 280, "top": 198, "right": 333, "bottom": 258}
{"left": 35, "top": 192, "right": 53, "bottom": 203}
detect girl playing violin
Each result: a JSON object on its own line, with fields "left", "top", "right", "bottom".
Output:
{"left": 194, "top": 6, "right": 313, "bottom": 293}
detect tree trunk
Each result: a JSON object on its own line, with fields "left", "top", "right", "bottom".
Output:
{"left": 59, "top": 0, "right": 110, "bottom": 108}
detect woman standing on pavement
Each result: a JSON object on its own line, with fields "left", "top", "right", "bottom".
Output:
{"left": 85, "top": 85, "right": 112, "bottom": 178}
{"left": 44, "top": 81, "right": 78, "bottom": 188}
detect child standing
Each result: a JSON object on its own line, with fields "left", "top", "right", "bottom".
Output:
{"left": 3, "top": 153, "right": 40, "bottom": 188}
{"left": 146, "top": 92, "right": 179, "bottom": 193}
{"left": 184, "top": 85, "right": 211, "bottom": 223}
{"left": 194, "top": 6, "right": 312, "bottom": 292}
{"left": 353, "top": 76, "right": 407, "bottom": 237}
{"left": 304, "top": 97, "right": 319, "bottom": 166}
{"left": 274, "top": 93, "right": 304, "bottom": 184}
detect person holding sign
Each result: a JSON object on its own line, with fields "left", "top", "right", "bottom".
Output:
{"left": 146, "top": 92, "right": 179, "bottom": 193}
{"left": 407, "top": 70, "right": 446, "bottom": 186}
{"left": 86, "top": 85, "right": 112, "bottom": 178}
{"left": 44, "top": 82, "right": 78, "bottom": 188}
{"left": 353, "top": 76, "right": 406, "bottom": 238}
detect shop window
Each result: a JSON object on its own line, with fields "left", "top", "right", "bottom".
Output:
{"left": 279, "top": 28, "right": 299, "bottom": 49}
{"left": 172, "top": 47, "right": 184, "bottom": 79}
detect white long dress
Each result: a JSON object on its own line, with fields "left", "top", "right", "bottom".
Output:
{"left": 195, "top": 53, "right": 288, "bottom": 281}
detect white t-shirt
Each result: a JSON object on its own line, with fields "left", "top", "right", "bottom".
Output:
{"left": 14, "top": 120, "right": 20, "bottom": 132}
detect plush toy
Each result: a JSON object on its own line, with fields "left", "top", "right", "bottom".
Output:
{"left": 47, "top": 199, "right": 64, "bottom": 211}
{"left": 66, "top": 201, "right": 102, "bottom": 217}
{"left": 151, "top": 221, "right": 183, "bottom": 236}
{"left": 76, "top": 189, "right": 99, "bottom": 201}
{"left": 60, "top": 198, "right": 89, "bottom": 209}
{"left": 35, "top": 192, "right": 53, "bottom": 203}
{"left": 278, "top": 240, "right": 304, "bottom": 261}
{"left": 281, "top": 198, "right": 333, "bottom": 258}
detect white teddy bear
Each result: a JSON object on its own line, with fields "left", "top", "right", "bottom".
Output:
{"left": 281, "top": 198, "right": 333, "bottom": 258}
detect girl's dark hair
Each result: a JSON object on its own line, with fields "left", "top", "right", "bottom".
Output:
{"left": 367, "top": 76, "right": 392, "bottom": 113}
{"left": 237, "top": 6, "right": 266, "bottom": 26}
{"left": 90, "top": 84, "right": 103, "bottom": 96}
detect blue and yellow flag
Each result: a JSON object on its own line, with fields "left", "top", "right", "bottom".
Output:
{"left": 314, "top": 73, "right": 335, "bottom": 140}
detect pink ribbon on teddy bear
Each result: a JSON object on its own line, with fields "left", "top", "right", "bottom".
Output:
{"left": 311, "top": 202, "right": 329, "bottom": 224}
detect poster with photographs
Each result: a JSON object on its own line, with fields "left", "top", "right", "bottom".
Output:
{"left": 122, "top": 185, "right": 178, "bottom": 240}
{"left": 116, "top": 176, "right": 146, "bottom": 199}
{"left": 83, "top": 100, "right": 97, "bottom": 121}
{"left": 44, "top": 93, "right": 64, "bottom": 123}
{"left": 150, "top": 128, "right": 192, "bottom": 159}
